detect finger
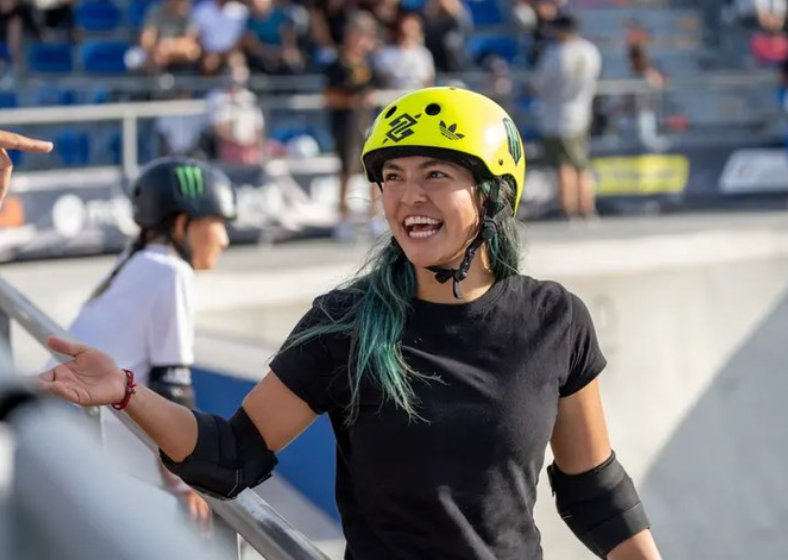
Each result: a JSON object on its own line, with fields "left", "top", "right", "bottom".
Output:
{"left": 0, "top": 130, "right": 53, "bottom": 153}
{"left": 188, "top": 495, "right": 199, "bottom": 519}
{"left": 0, "top": 149, "right": 10, "bottom": 204}
{"left": 45, "top": 335, "right": 91, "bottom": 358}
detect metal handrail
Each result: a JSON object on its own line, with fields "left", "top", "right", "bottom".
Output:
{"left": 0, "top": 272, "right": 330, "bottom": 560}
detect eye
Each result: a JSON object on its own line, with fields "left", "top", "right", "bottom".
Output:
{"left": 383, "top": 172, "right": 401, "bottom": 182}
{"left": 427, "top": 169, "right": 449, "bottom": 179}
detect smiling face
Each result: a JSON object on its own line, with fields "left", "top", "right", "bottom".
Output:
{"left": 381, "top": 155, "right": 482, "bottom": 270}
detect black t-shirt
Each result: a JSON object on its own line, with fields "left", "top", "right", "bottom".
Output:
{"left": 270, "top": 274, "right": 606, "bottom": 560}
{"left": 324, "top": 54, "right": 376, "bottom": 123}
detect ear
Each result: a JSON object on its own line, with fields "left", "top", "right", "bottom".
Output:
{"left": 170, "top": 213, "right": 189, "bottom": 242}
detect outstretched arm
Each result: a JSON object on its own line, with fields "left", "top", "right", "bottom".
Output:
{"left": 40, "top": 337, "right": 317, "bottom": 498}
{"left": 0, "top": 129, "right": 53, "bottom": 207}
{"left": 550, "top": 379, "right": 661, "bottom": 559}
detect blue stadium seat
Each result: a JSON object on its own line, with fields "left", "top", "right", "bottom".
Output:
{"left": 8, "top": 149, "right": 23, "bottom": 167}
{"left": 32, "top": 84, "right": 79, "bottom": 106}
{"left": 80, "top": 40, "right": 129, "bottom": 74}
{"left": 0, "top": 91, "right": 17, "bottom": 109}
{"left": 26, "top": 42, "right": 74, "bottom": 73}
{"left": 0, "top": 42, "right": 10, "bottom": 63}
{"left": 128, "top": 0, "right": 155, "bottom": 29}
{"left": 55, "top": 130, "right": 91, "bottom": 167}
{"left": 467, "top": 35, "right": 519, "bottom": 65}
{"left": 75, "top": 1, "right": 122, "bottom": 32}
{"left": 463, "top": 0, "right": 504, "bottom": 26}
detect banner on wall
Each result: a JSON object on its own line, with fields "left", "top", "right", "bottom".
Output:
{"left": 1, "top": 144, "right": 787, "bottom": 263}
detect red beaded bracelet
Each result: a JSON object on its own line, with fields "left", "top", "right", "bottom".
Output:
{"left": 111, "top": 369, "right": 137, "bottom": 411}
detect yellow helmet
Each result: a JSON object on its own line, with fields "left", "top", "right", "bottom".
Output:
{"left": 361, "top": 87, "right": 526, "bottom": 214}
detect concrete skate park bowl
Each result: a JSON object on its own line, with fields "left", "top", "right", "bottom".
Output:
{"left": 4, "top": 211, "right": 788, "bottom": 559}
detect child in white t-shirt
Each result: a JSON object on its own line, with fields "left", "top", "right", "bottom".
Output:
{"left": 61, "top": 157, "right": 237, "bottom": 532}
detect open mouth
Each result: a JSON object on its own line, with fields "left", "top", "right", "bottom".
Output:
{"left": 403, "top": 216, "right": 444, "bottom": 239}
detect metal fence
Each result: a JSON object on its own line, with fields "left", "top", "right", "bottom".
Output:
{"left": 0, "top": 272, "right": 329, "bottom": 560}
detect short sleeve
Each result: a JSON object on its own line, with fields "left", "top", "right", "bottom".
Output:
{"left": 147, "top": 268, "right": 195, "bottom": 367}
{"left": 269, "top": 293, "right": 352, "bottom": 415}
{"left": 560, "top": 293, "right": 606, "bottom": 397}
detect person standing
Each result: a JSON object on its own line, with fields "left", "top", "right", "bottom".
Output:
{"left": 532, "top": 13, "right": 601, "bottom": 220}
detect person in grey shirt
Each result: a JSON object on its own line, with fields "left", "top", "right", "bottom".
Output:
{"left": 531, "top": 14, "right": 601, "bottom": 220}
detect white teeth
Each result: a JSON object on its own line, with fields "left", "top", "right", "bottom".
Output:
{"left": 409, "top": 229, "right": 439, "bottom": 239}
{"left": 404, "top": 216, "right": 441, "bottom": 227}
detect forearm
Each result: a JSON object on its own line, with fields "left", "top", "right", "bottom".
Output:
{"left": 607, "top": 529, "right": 661, "bottom": 560}
{"left": 124, "top": 384, "right": 198, "bottom": 462}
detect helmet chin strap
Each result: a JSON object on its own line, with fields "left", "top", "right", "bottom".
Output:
{"left": 427, "top": 180, "right": 503, "bottom": 300}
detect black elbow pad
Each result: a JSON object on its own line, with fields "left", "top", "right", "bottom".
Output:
{"left": 160, "top": 407, "right": 278, "bottom": 500}
{"left": 547, "top": 451, "right": 650, "bottom": 558}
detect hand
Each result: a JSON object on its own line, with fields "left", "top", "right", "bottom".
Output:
{"left": 38, "top": 336, "right": 128, "bottom": 407}
{"left": 178, "top": 488, "right": 212, "bottom": 536}
{"left": 0, "top": 129, "right": 53, "bottom": 207}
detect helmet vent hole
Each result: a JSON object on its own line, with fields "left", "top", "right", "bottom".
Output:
{"left": 384, "top": 105, "right": 397, "bottom": 118}
{"left": 425, "top": 103, "right": 441, "bottom": 116}
{"left": 498, "top": 158, "right": 504, "bottom": 166}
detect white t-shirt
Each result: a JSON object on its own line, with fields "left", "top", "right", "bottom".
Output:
{"left": 532, "top": 36, "right": 602, "bottom": 137}
{"left": 191, "top": 0, "right": 249, "bottom": 54}
{"left": 374, "top": 44, "right": 435, "bottom": 90}
{"left": 65, "top": 244, "right": 195, "bottom": 487}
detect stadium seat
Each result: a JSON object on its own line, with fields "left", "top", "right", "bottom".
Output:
{"left": 463, "top": 0, "right": 504, "bottom": 26}
{"left": 32, "top": 84, "right": 79, "bottom": 106}
{"left": 55, "top": 130, "right": 91, "bottom": 167}
{"left": 0, "top": 91, "right": 17, "bottom": 109}
{"left": 80, "top": 40, "right": 129, "bottom": 74}
{"left": 128, "top": 0, "right": 155, "bottom": 29}
{"left": 0, "top": 42, "right": 9, "bottom": 63}
{"left": 75, "top": 1, "right": 122, "bottom": 32}
{"left": 26, "top": 42, "right": 74, "bottom": 74}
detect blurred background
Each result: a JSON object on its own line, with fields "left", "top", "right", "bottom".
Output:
{"left": 1, "top": 0, "right": 788, "bottom": 559}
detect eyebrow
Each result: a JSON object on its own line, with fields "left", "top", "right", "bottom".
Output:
{"left": 382, "top": 159, "right": 459, "bottom": 172}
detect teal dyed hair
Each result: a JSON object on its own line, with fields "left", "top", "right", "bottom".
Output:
{"left": 280, "top": 178, "right": 521, "bottom": 423}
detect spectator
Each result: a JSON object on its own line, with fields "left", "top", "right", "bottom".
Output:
{"left": 359, "top": 0, "right": 401, "bottom": 42}
{"left": 626, "top": 43, "right": 666, "bottom": 149}
{"left": 528, "top": 0, "right": 565, "bottom": 67}
{"left": 374, "top": 12, "right": 434, "bottom": 90}
{"left": 750, "top": 7, "right": 788, "bottom": 65}
{"left": 306, "top": 0, "right": 354, "bottom": 63}
{"left": 205, "top": 65, "right": 266, "bottom": 165}
{"left": 421, "top": 0, "right": 471, "bottom": 72}
{"left": 191, "top": 0, "right": 249, "bottom": 75}
{"left": 154, "top": 90, "right": 206, "bottom": 158}
{"left": 0, "top": 0, "right": 24, "bottom": 73}
{"left": 531, "top": 13, "right": 601, "bottom": 220}
{"left": 323, "top": 11, "right": 381, "bottom": 241}
{"left": 29, "top": 0, "right": 75, "bottom": 41}
{"left": 242, "top": 0, "right": 303, "bottom": 74}
{"left": 138, "top": 0, "right": 201, "bottom": 74}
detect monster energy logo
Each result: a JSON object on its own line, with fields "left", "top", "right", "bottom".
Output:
{"left": 175, "top": 165, "right": 204, "bottom": 198}
{"left": 502, "top": 118, "right": 522, "bottom": 165}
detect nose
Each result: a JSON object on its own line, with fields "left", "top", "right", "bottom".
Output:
{"left": 400, "top": 177, "right": 428, "bottom": 206}
{"left": 217, "top": 223, "right": 230, "bottom": 250}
